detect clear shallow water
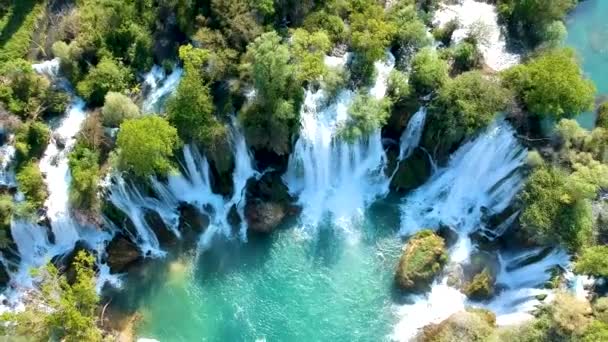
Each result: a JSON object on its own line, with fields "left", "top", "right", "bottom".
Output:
{"left": 129, "top": 201, "right": 405, "bottom": 341}
{"left": 566, "top": 0, "right": 608, "bottom": 127}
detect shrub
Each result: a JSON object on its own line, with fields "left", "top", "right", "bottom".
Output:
{"left": 303, "top": 10, "right": 347, "bottom": 44}
{"left": 116, "top": 116, "right": 180, "bottom": 177}
{"left": 338, "top": 93, "right": 391, "bottom": 141}
{"left": 574, "top": 246, "right": 608, "bottom": 278}
{"left": 101, "top": 92, "right": 140, "bottom": 128}
{"left": 76, "top": 58, "right": 133, "bottom": 107}
{"left": 16, "top": 162, "right": 48, "bottom": 212}
{"left": 452, "top": 42, "right": 483, "bottom": 73}
{"left": 501, "top": 49, "right": 595, "bottom": 119}
{"left": 68, "top": 144, "right": 100, "bottom": 211}
{"left": 410, "top": 47, "right": 449, "bottom": 96}
{"left": 291, "top": 29, "right": 332, "bottom": 83}
{"left": 0, "top": 194, "right": 13, "bottom": 248}
{"left": 597, "top": 102, "right": 608, "bottom": 130}
{"left": 14, "top": 121, "right": 50, "bottom": 164}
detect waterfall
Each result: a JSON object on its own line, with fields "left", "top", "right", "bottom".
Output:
{"left": 108, "top": 122, "right": 257, "bottom": 253}
{"left": 433, "top": 0, "right": 520, "bottom": 71}
{"left": 2, "top": 60, "right": 116, "bottom": 299}
{"left": 392, "top": 119, "right": 536, "bottom": 340}
{"left": 398, "top": 107, "right": 427, "bottom": 161}
{"left": 0, "top": 142, "right": 16, "bottom": 188}
{"left": 283, "top": 53, "right": 395, "bottom": 230}
{"left": 141, "top": 66, "right": 183, "bottom": 114}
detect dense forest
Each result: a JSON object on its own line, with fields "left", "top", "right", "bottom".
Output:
{"left": 0, "top": 0, "right": 607, "bottom": 341}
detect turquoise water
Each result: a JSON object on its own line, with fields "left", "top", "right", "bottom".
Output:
{"left": 566, "top": 0, "right": 608, "bottom": 128}
{"left": 126, "top": 200, "right": 406, "bottom": 341}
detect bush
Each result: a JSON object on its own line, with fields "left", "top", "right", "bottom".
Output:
{"left": 593, "top": 298, "right": 608, "bottom": 324}
{"left": 338, "top": 93, "right": 391, "bottom": 141}
{"left": 0, "top": 194, "right": 13, "bottom": 248}
{"left": 68, "top": 144, "right": 100, "bottom": 211}
{"left": 597, "top": 102, "right": 608, "bottom": 130}
{"left": 395, "top": 230, "right": 447, "bottom": 291}
{"left": 116, "top": 116, "right": 180, "bottom": 177}
{"left": 387, "top": 70, "right": 411, "bottom": 104}
{"left": 349, "top": 2, "right": 396, "bottom": 72}
{"left": 291, "top": 29, "right": 332, "bottom": 83}
{"left": 101, "top": 92, "right": 140, "bottom": 128}
{"left": 14, "top": 121, "right": 50, "bottom": 164}
{"left": 76, "top": 58, "right": 133, "bottom": 107}
{"left": 463, "top": 268, "right": 495, "bottom": 300}
{"left": 452, "top": 42, "right": 483, "bottom": 73}
{"left": 16, "top": 162, "right": 48, "bottom": 212}
{"left": 303, "top": 10, "right": 347, "bottom": 44}
{"left": 501, "top": 49, "right": 595, "bottom": 119}
{"left": 418, "top": 308, "right": 496, "bottom": 342}
{"left": 410, "top": 47, "right": 449, "bottom": 96}
{"left": 574, "top": 246, "right": 608, "bottom": 278}
{"left": 0, "top": 251, "right": 102, "bottom": 341}
{"left": 433, "top": 19, "right": 459, "bottom": 46}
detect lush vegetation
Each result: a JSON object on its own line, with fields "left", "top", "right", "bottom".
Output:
{"left": 0, "top": 251, "right": 102, "bottom": 341}
{"left": 395, "top": 230, "right": 447, "bottom": 291}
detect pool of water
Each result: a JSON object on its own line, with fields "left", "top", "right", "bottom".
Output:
{"left": 566, "top": 0, "right": 608, "bottom": 128}
{"left": 124, "top": 199, "right": 406, "bottom": 342}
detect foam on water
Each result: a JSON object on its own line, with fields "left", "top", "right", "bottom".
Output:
{"left": 141, "top": 65, "right": 183, "bottom": 114}
{"left": 434, "top": 0, "right": 520, "bottom": 71}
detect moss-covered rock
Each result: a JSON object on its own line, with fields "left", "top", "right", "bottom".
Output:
{"left": 395, "top": 230, "right": 448, "bottom": 291}
{"left": 463, "top": 268, "right": 495, "bottom": 301}
{"left": 416, "top": 308, "right": 496, "bottom": 342}
{"left": 390, "top": 148, "right": 432, "bottom": 192}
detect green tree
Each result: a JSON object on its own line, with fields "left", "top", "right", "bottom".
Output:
{"left": 291, "top": 28, "right": 332, "bottom": 83}
{"left": 14, "top": 121, "right": 50, "bottom": 164}
{"left": 211, "top": 0, "right": 264, "bottom": 51}
{"left": 116, "top": 116, "right": 180, "bottom": 177}
{"left": 431, "top": 71, "right": 509, "bottom": 136}
{"left": 101, "top": 92, "right": 140, "bottom": 127}
{"left": 597, "top": 102, "right": 608, "bottom": 130}
{"left": 68, "top": 144, "right": 100, "bottom": 211}
{"left": 76, "top": 57, "right": 133, "bottom": 107}
{"left": 0, "top": 194, "right": 13, "bottom": 248}
{"left": 166, "top": 45, "right": 228, "bottom": 151}
{"left": 339, "top": 93, "right": 391, "bottom": 141}
{"left": 16, "top": 162, "right": 48, "bottom": 212}
{"left": 349, "top": 2, "right": 396, "bottom": 64}
{"left": 0, "top": 251, "right": 102, "bottom": 341}
{"left": 240, "top": 31, "right": 303, "bottom": 154}
{"left": 303, "top": 10, "right": 347, "bottom": 44}
{"left": 410, "top": 47, "right": 449, "bottom": 96}
{"left": 502, "top": 49, "right": 595, "bottom": 119}
{"left": 575, "top": 246, "right": 608, "bottom": 278}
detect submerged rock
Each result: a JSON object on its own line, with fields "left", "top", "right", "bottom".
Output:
{"left": 395, "top": 230, "right": 448, "bottom": 291}
{"left": 106, "top": 234, "right": 142, "bottom": 273}
{"left": 416, "top": 308, "right": 496, "bottom": 342}
{"left": 245, "top": 201, "right": 286, "bottom": 234}
{"left": 177, "top": 203, "right": 209, "bottom": 237}
{"left": 0, "top": 260, "right": 9, "bottom": 291}
{"left": 144, "top": 209, "right": 178, "bottom": 247}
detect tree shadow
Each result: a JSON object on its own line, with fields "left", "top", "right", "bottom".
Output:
{"left": 0, "top": 0, "right": 38, "bottom": 49}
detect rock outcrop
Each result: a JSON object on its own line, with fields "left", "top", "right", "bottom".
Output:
{"left": 105, "top": 234, "right": 142, "bottom": 273}
{"left": 395, "top": 230, "right": 448, "bottom": 291}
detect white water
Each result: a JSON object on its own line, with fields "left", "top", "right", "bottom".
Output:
{"left": 108, "top": 122, "right": 257, "bottom": 254}
{"left": 283, "top": 54, "right": 396, "bottom": 230}
{"left": 398, "top": 107, "right": 427, "bottom": 161}
{"left": 142, "top": 66, "right": 183, "bottom": 114}
{"left": 433, "top": 0, "right": 520, "bottom": 71}
{"left": 392, "top": 119, "right": 537, "bottom": 340}
{"left": 0, "top": 141, "right": 16, "bottom": 188}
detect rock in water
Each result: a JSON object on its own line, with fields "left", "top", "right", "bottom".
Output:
{"left": 106, "top": 234, "right": 142, "bottom": 273}
{"left": 245, "top": 201, "right": 286, "bottom": 234}
{"left": 390, "top": 148, "right": 432, "bottom": 192}
{"left": 416, "top": 308, "right": 496, "bottom": 342}
{"left": 395, "top": 230, "right": 448, "bottom": 291}
{"left": 463, "top": 268, "right": 495, "bottom": 301}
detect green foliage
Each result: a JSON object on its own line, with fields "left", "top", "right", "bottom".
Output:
{"left": 167, "top": 45, "right": 227, "bottom": 151}
{"left": 14, "top": 121, "right": 50, "bottom": 164}
{"left": 387, "top": 70, "right": 411, "bottom": 104}
{"left": 0, "top": 59, "right": 67, "bottom": 119}
{"left": 593, "top": 297, "right": 608, "bottom": 324}
{"left": 240, "top": 31, "right": 303, "bottom": 154}
{"left": 433, "top": 19, "right": 459, "bottom": 46}
{"left": 597, "top": 102, "right": 608, "bottom": 130}
{"left": 410, "top": 47, "right": 449, "bottom": 96}
{"left": 519, "top": 165, "right": 597, "bottom": 251}
{"left": 463, "top": 269, "right": 495, "bottom": 301}
{"left": 429, "top": 71, "right": 509, "bottom": 141}
{"left": 501, "top": 49, "right": 595, "bottom": 119}
{"left": 451, "top": 42, "right": 483, "bottom": 73}
{"left": 211, "top": 0, "right": 264, "bottom": 51}
{"left": 116, "top": 116, "right": 180, "bottom": 177}
{"left": 16, "top": 162, "right": 48, "bottom": 213}
{"left": 291, "top": 29, "right": 332, "bottom": 83}
{"left": 101, "top": 92, "right": 140, "bottom": 128}
{"left": 389, "top": 2, "right": 431, "bottom": 56}
{"left": 303, "top": 10, "right": 347, "bottom": 44}
{"left": 497, "top": 0, "right": 576, "bottom": 47}
{"left": 581, "top": 320, "right": 608, "bottom": 342}
{"left": 68, "top": 144, "right": 100, "bottom": 212}
{"left": 395, "top": 229, "right": 447, "bottom": 290}
{"left": 349, "top": 2, "right": 396, "bottom": 67}
{"left": 0, "top": 0, "right": 45, "bottom": 64}
{"left": 339, "top": 93, "right": 390, "bottom": 141}
{"left": 418, "top": 309, "right": 496, "bottom": 342}
{"left": 574, "top": 246, "right": 608, "bottom": 278}
{"left": 77, "top": 57, "right": 133, "bottom": 107}
{"left": 0, "top": 194, "right": 13, "bottom": 248}
{"left": 0, "top": 251, "right": 102, "bottom": 341}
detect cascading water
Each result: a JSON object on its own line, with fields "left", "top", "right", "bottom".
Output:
{"left": 5, "top": 60, "right": 116, "bottom": 296}
{"left": 108, "top": 122, "right": 257, "bottom": 254}
{"left": 391, "top": 120, "right": 571, "bottom": 340}
{"left": 0, "top": 142, "right": 16, "bottom": 188}
{"left": 433, "top": 0, "right": 520, "bottom": 71}
{"left": 283, "top": 54, "right": 396, "bottom": 230}
{"left": 141, "top": 66, "right": 183, "bottom": 114}
{"left": 398, "top": 107, "right": 427, "bottom": 162}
